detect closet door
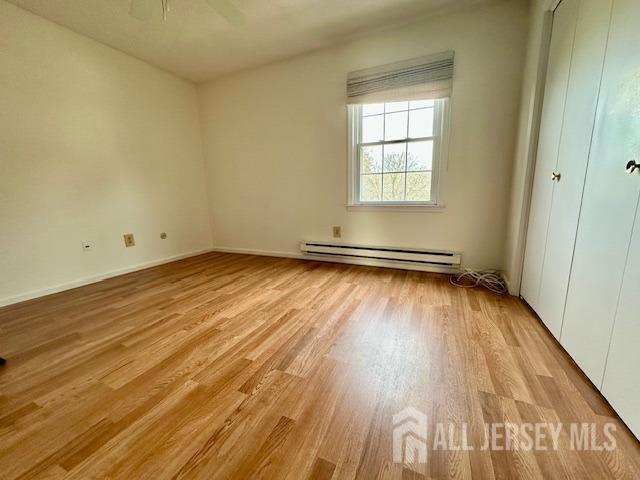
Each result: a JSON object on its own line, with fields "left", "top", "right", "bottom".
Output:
{"left": 560, "top": 0, "right": 640, "bottom": 387}
{"left": 521, "top": 0, "right": 579, "bottom": 311}
{"left": 535, "top": 0, "right": 613, "bottom": 339}
{"left": 602, "top": 202, "right": 640, "bottom": 439}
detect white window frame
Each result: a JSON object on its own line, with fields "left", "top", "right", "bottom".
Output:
{"left": 347, "top": 98, "right": 449, "bottom": 208}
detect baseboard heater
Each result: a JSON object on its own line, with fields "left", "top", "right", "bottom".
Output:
{"left": 300, "top": 241, "right": 461, "bottom": 273}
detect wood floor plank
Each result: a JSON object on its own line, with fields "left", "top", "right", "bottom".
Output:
{"left": 0, "top": 252, "right": 638, "bottom": 479}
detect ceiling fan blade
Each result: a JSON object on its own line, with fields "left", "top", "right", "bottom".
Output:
{"left": 129, "top": 0, "right": 155, "bottom": 20}
{"left": 206, "top": 0, "right": 246, "bottom": 27}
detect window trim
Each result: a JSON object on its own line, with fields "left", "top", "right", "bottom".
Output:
{"left": 347, "top": 98, "right": 449, "bottom": 208}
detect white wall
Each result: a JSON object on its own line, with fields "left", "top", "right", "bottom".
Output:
{"left": 0, "top": 1, "right": 212, "bottom": 305}
{"left": 503, "top": 0, "right": 553, "bottom": 292}
{"left": 198, "top": 0, "right": 529, "bottom": 270}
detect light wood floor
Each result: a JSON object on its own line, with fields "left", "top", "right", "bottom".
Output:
{"left": 0, "top": 253, "right": 638, "bottom": 479}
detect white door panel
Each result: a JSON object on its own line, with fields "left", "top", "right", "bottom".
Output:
{"left": 602, "top": 199, "right": 640, "bottom": 439}
{"left": 521, "top": 0, "right": 579, "bottom": 310}
{"left": 560, "top": 0, "right": 640, "bottom": 387}
{"left": 537, "top": 0, "right": 613, "bottom": 339}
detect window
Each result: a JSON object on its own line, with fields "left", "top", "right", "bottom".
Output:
{"left": 348, "top": 98, "right": 448, "bottom": 206}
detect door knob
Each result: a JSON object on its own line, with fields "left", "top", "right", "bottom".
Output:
{"left": 626, "top": 160, "right": 639, "bottom": 174}
{"left": 552, "top": 172, "right": 561, "bottom": 182}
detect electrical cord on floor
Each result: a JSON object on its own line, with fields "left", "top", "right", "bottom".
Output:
{"left": 450, "top": 268, "right": 508, "bottom": 294}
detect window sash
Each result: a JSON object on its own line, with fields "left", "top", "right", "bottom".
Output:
{"left": 358, "top": 136, "right": 435, "bottom": 148}
{"left": 348, "top": 100, "right": 446, "bottom": 206}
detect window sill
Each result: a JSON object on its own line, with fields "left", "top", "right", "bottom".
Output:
{"left": 346, "top": 203, "right": 446, "bottom": 212}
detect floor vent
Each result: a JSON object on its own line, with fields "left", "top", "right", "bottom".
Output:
{"left": 300, "top": 241, "right": 461, "bottom": 273}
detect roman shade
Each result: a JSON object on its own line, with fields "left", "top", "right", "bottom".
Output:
{"left": 346, "top": 51, "right": 454, "bottom": 104}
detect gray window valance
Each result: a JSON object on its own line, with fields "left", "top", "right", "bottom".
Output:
{"left": 346, "top": 51, "right": 454, "bottom": 104}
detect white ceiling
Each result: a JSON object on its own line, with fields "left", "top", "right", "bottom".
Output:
{"left": 7, "top": 0, "right": 502, "bottom": 82}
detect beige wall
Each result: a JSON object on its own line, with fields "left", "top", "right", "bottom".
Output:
{"left": 0, "top": 1, "right": 212, "bottom": 305}
{"left": 1, "top": 0, "right": 533, "bottom": 305}
{"left": 198, "top": 0, "right": 529, "bottom": 270}
{"left": 503, "top": 0, "right": 553, "bottom": 292}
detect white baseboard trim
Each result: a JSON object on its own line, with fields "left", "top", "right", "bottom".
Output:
{"left": 503, "top": 274, "right": 517, "bottom": 296}
{"left": 0, "top": 247, "right": 214, "bottom": 308}
{"left": 1, "top": 244, "right": 461, "bottom": 308}
{"left": 210, "top": 245, "right": 460, "bottom": 274}
{"left": 211, "top": 246, "right": 305, "bottom": 260}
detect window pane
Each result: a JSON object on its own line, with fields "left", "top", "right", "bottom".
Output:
{"left": 362, "top": 103, "right": 384, "bottom": 116}
{"left": 362, "top": 115, "right": 383, "bottom": 143}
{"left": 360, "top": 145, "right": 382, "bottom": 173}
{"left": 410, "top": 99, "right": 435, "bottom": 109}
{"left": 407, "top": 141, "right": 433, "bottom": 171}
{"left": 406, "top": 171, "right": 432, "bottom": 201}
{"left": 360, "top": 174, "right": 382, "bottom": 201}
{"left": 383, "top": 173, "right": 406, "bottom": 201}
{"left": 408, "top": 108, "right": 434, "bottom": 138}
{"left": 383, "top": 143, "right": 406, "bottom": 173}
{"left": 384, "top": 111, "right": 408, "bottom": 141}
{"left": 385, "top": 101, "right": 408, "bottom": 113}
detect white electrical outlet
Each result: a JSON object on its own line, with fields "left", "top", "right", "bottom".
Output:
{"left": 81, "top": 241, "right": 94, "bottom": 252}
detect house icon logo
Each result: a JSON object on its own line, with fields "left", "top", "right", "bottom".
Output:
{"left": 393, "top": 407, "right": 428, "bottom": 464}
